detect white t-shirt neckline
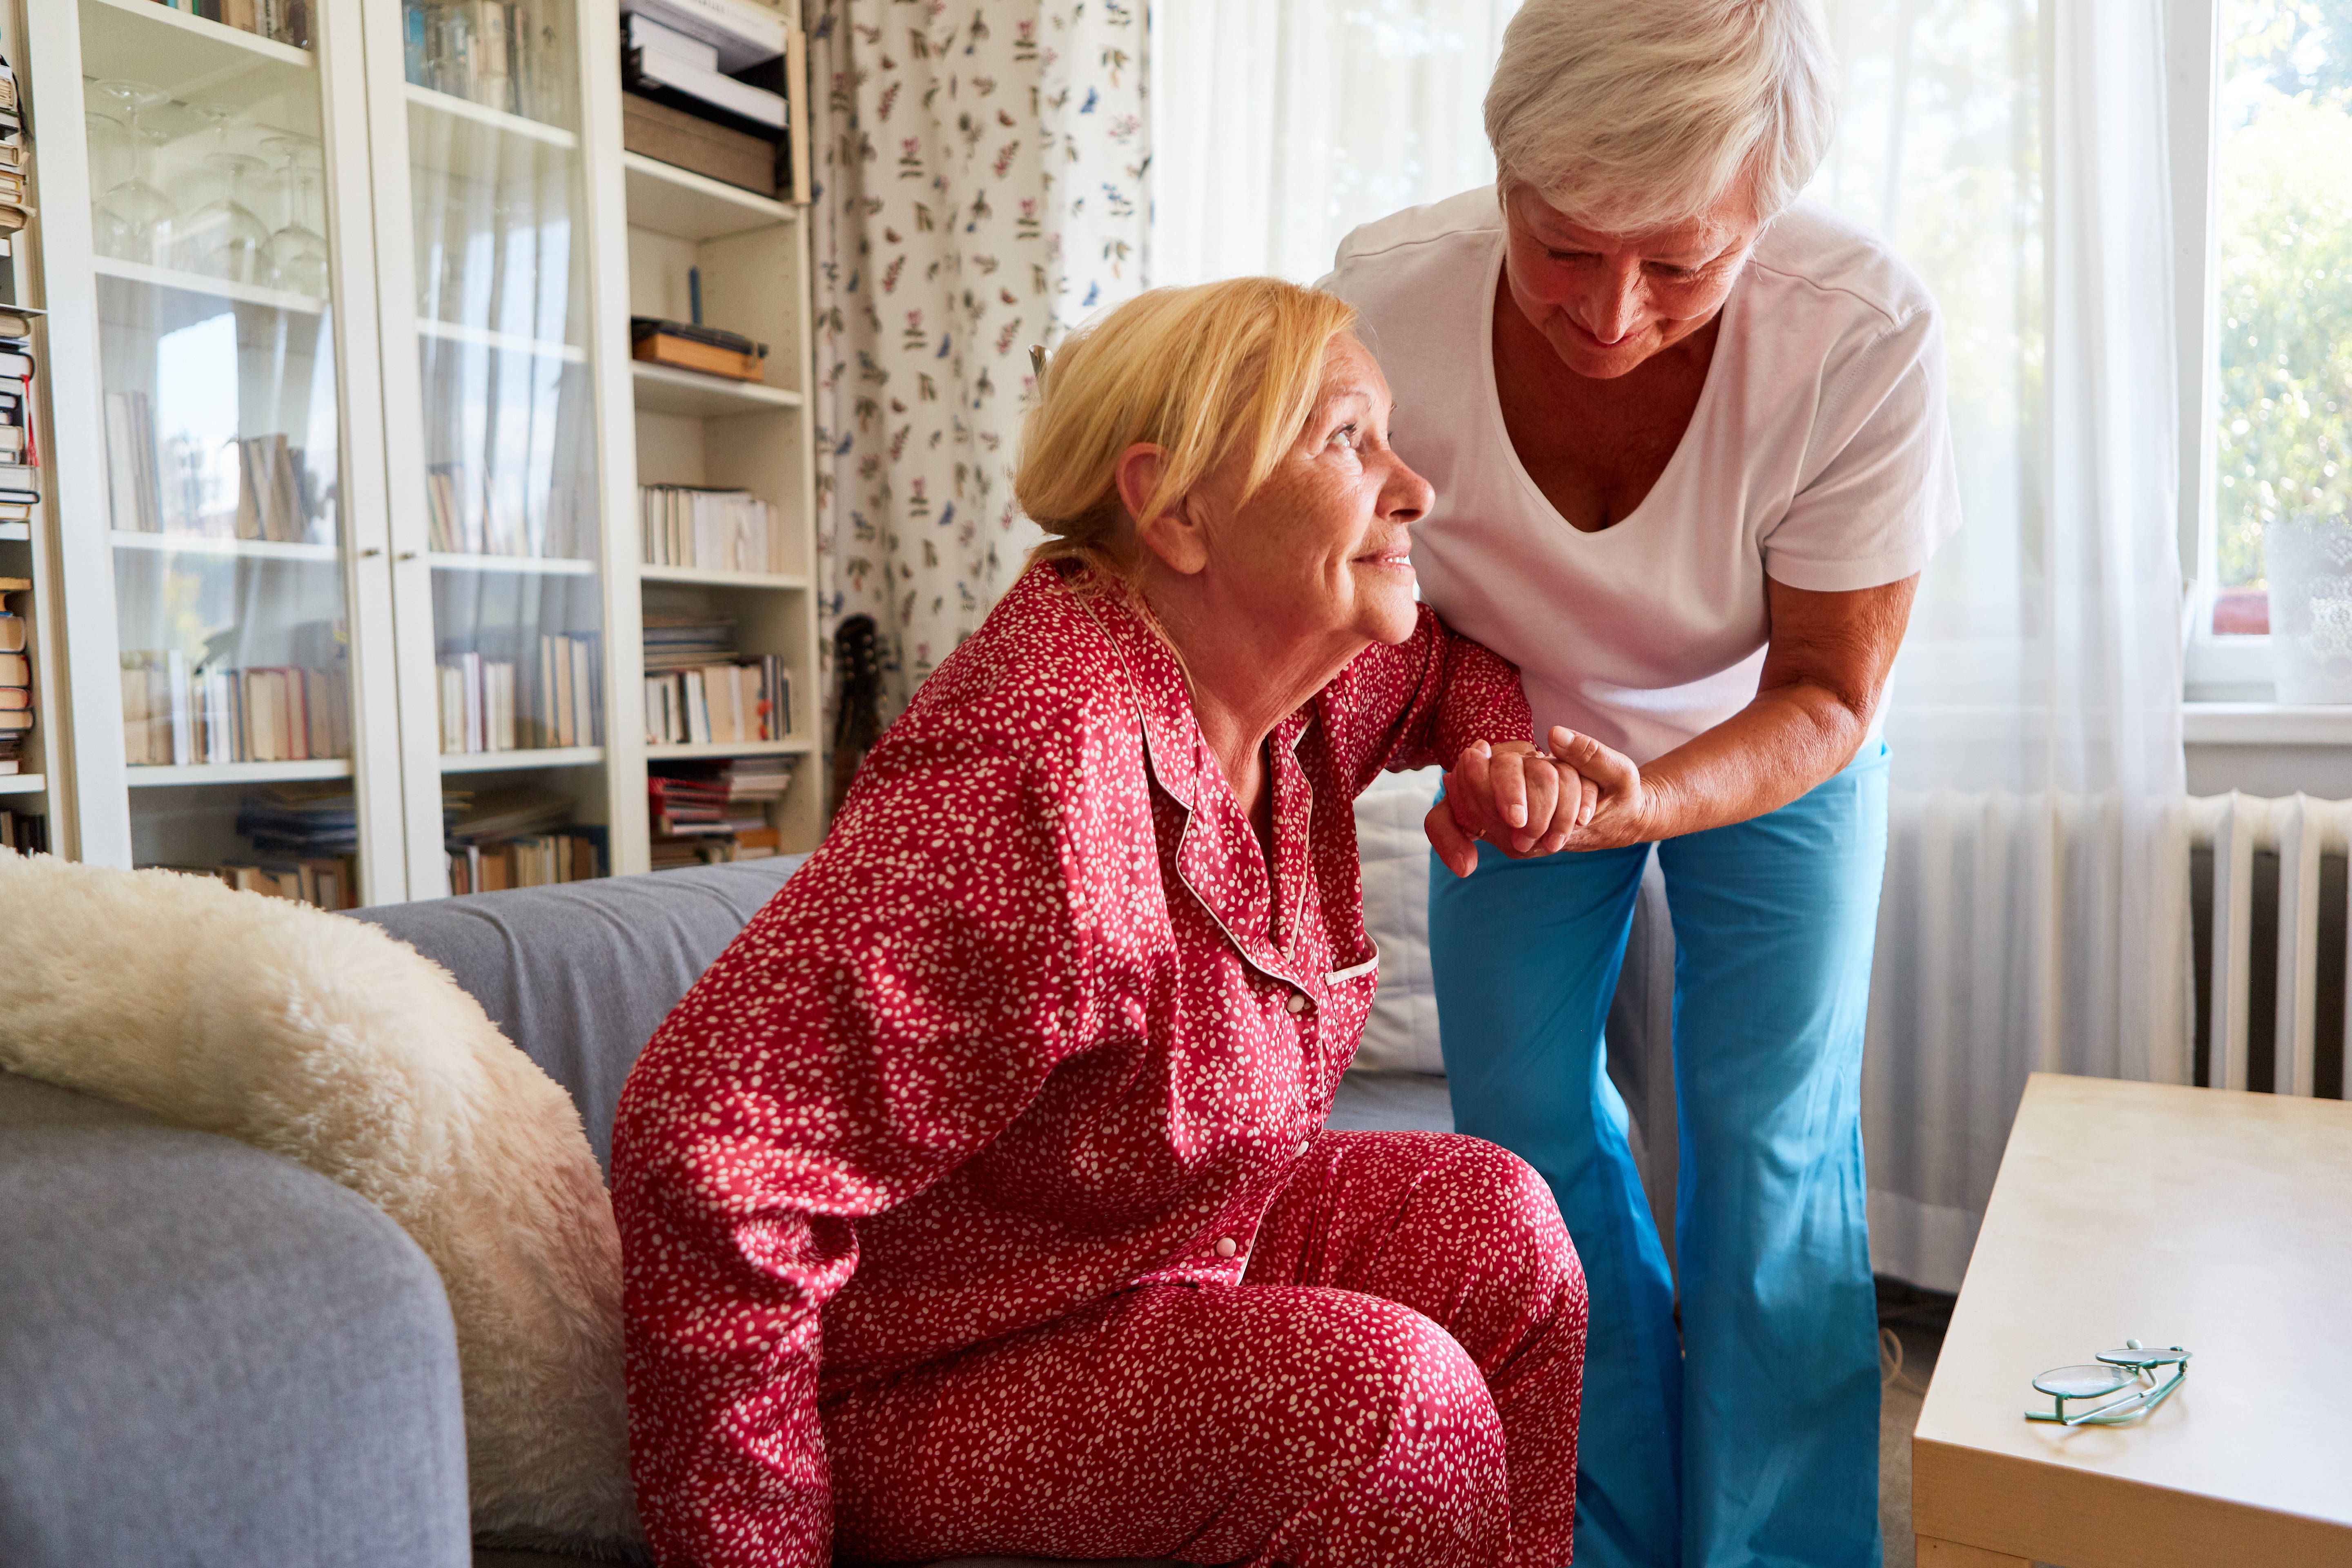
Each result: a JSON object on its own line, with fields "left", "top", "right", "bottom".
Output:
{"left": 1469, "top": 231, "right": 1743, "bottom": 551}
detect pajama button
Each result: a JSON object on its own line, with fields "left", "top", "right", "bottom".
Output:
{"left": 1213, "top": 1236, "right": 1238, "bottom": 1258}
{"left": 1285, "top": 993, "right": 1307, "bottom": 1014}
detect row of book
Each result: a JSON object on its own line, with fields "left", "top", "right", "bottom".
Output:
{"left": 105, "top": 394, "right": 327, "bottom": 545}
{"left": 120, "top": 654, "right": 352, "bottom": 767}
{"left": 182, "top": 857, "right": 356, "bottom": 911}
{"left": 443, "top": 784, "right": 603, "bottom": 892}
{"left": 0, "top": 577, "right": 29, "bottom": 776}
{"left": 423, "top": 460, "right": 586, "bottom": 560}
{"left": 404, "top": 0, "right": 567, "bottom": 123}
{"left": 435, "top": 632, "right": 604, "bottom": 753}
{"left": 640, "top": 485, "right": 785, "bottom": 573}
{"left": 0, "top": 306, "right": 37, "bottom": 544}
{"left": 648, "top": 755, "right": 792, "bottom": 869}
{"left": 645, "top": 656, "right": 792, "bottom": 746}
{"left": 138, "top": 0, "right": 314, "bottom": 49}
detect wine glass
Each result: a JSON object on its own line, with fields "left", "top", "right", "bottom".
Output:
{"left": 89, "top": 81, "right": 178, "bottom": 266}
{"left": 262, "top": 135, "right": 330, "bottom": 298}
{"left": 180, "top": 153, "right": 272, "bottom": 283}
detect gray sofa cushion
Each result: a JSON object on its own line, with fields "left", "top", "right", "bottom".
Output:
{"left": 351, "top": 859, "right": 804, "bottom": 1172}
{"left": 0, "top": 1071, "right": 471, "bottom": 1568}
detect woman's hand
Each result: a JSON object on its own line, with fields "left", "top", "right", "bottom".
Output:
{"left": 1425, "top": 727, "right": 1649, "bottom": 877}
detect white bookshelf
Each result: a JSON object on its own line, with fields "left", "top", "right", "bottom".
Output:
{"left": 622, "top": 104, "right": 822, "bottom": 861}
{"left": 32, "top": 0, "right": 821, "bottom": 898}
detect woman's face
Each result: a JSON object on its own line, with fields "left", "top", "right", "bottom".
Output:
{"left": 1500, "top": 181, "right": 1762, "bottom": 380}
{"left": 1189, "top": 333, "right": 1433, "bottom": 653}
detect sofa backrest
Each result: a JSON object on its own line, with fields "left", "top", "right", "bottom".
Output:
{"left": 350, "top": 859, "right": 804, "bottom": 1173}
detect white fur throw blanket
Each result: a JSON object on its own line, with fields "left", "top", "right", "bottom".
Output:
{"left": 0, "top": 851, "right": 639, "bottom": 1553}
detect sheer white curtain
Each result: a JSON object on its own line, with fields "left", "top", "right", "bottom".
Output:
{"left": 1817, "top": 0, "right": 2192, "bottom": 1290}
{"left": 1149, "top": 0, "right": 1518, "bottom": 287}
{"left": 1149, "top": 0, "right": 2193, "bottom": 1291}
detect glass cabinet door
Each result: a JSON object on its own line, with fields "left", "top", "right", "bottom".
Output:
{"left": 372, "top": 0, "right": 621, "bottom": 898}
{"left": 72, "top": 0, "right": 384, "bottom": 905}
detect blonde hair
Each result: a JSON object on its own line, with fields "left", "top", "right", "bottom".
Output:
{"left": 1016, "top": 278, "right": 1358, "bottom": 577}
{"left": 1484, "top": 0, "right": 1838, "bottom": 233}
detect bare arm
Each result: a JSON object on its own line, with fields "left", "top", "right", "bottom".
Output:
{"left": 1436, "top": 573, "right": 1920, "bottom": 862}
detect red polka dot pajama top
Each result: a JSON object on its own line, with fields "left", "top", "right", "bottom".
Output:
{"left": 612, "top": 561, "right": 1590, "bottom": 1568}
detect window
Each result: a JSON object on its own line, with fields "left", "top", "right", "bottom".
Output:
{"left": 2192, "top": 0, "right": 2352, "bottom": 691}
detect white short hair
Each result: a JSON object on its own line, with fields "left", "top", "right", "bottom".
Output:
{"left": 1484, "top": 0, "right": 1838, "bottom": 232}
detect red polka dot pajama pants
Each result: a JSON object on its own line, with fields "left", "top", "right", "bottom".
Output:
{"left": 824, "top": 1129, "right": 1588, "bottom": 1568}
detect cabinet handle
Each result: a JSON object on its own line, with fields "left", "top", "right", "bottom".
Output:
{"left": 360, "top": 546, "right": 383, "bottom": 557}
{"left": 397, "top": 550, "right": 420, "bottom": 561}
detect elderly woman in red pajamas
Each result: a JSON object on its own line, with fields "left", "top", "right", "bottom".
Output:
{"left": 612, "top": 278, "right": 1593, "bottom": 1568}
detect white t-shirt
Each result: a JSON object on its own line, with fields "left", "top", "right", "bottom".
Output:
{"left": 1324, "top": 189, "right": 1962, "bottom": 765}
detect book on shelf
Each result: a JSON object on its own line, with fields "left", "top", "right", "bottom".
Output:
{"left": 119, "top": 653, "right": 352, "bottom": 767}
{"left": 624, "top": 18, "right": 786, "bottom": 136}
{"left": 621, "top": 89, "right": 780, "bottom": 198}
{"left": 139, "top": 0, "right": 316, "bottom": 50}
{"left": 403, "top": 0, "right": 565, "bottom": 122}
{"left": 0, "top": 579, "right": 26, "bottom": 776}
{"left": 421, "top": 460, "right": 582, "bottom": 558}
{"left": 639, "top": 485, "right": 783, "bottom": 573}
{"left": 643, "top": 655, "right": 791, "bottom": 746}
{"left": 647, "top": 754, "right": 793, "bottom": 867}
{"left": 104, "top": 395, "right": 324, "bottom": 543}
{"left": 435, "top": 631, "right": 603, "bottom": 754}
{"left": 442, "top": 784, "right": 605, "bottom": 893}
{"left": 623, "top": 0, "right": 784, "bottom": 73}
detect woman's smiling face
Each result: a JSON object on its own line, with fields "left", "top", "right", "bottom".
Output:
{"left": 1187, "top": 332, "right": 1433, "bottom": 655}
{"left": 1500, "top": 181, "right": 1762, "bottom": 380}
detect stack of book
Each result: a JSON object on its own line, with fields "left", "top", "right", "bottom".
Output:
{"left": 640, "top": 485, "right": 784, "bottom": 572}
{"left": 436, "top": 632, "right": 604, "bottom": 754}
{"left": 0, "top": 310, "right": 35, "bottom": 543}
{"left": 403, "top": 1, "right": 561, "bottom": 120}
{"left": 103, "top": 396, "right": 326, "bottom": 543}
{"left": 641, "top": 610, "right": 791, "bottom": 746}
{"left": 443, "top": 784, "right": 606, "bottom": 893}
{"left": 647, "top": 755, "right": 794, "bottom": 869}
{"left": 0, "top": 53, "right": 27, "bottom": 277}
{"left": 185, "top": 781, "right": 365, "bottom": 909}
{"left": 0, "top": 577, "right": 27, "bottom": 776}
{"left": 621, "top": 1, "right": 786, "bottom": 138}
{"left": 120, "top": 653, "right": 352, "bottom": 766}
{"left": 189, "top": 858, "right": 354, "bottom": 908}
{"left": 140, "top": 0, "right": 315, "bottom": 50}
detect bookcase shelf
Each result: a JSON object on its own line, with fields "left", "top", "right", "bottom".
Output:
{"left": 631, "top": 361, "right": 802, "bottom": 416}
{"left": 647, "top": 738, "right": 815, "bottom": 761}
{"left": 36, "top": 0, "right": 825, "bottom": 894}
{"left": 92, "top": 256, "right": 326, "bottom": 317}
{"left": 425, "top": 551, "right": 599, "bottom": 577}
{"left": 622, "top": 151, "right": 796, "bottom": 242}
{"left": 85, "top": 0, "right": 316, "bottom": 80}
{"left": 415, "top": 317, "right": 588, "bottom": 365}
{"left": 439, "top": 746, "right": 605, "bottom": 775}
{"left": 112, "top": 530, "right": 340, "bottom": 564}
{"left": 405, "top": 82, "right": 579, "bottom": 153}
{"left": 127, "top": 759, "right": 353, "bottom": 788}
{"left": 639, "top": 564, "right": 809, "bottom": 590}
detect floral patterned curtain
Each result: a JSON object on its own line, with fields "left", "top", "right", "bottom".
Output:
{"left": 808, "top": 1, "right": 1149, "bottom": 720}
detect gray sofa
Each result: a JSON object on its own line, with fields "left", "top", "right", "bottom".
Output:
{"left": 0, "top": 856, "right": 1449, "bottom": 1567}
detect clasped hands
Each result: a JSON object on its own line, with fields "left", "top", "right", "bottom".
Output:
{"left": 1425, "top": 725, "right": 1646, "bottom": 878}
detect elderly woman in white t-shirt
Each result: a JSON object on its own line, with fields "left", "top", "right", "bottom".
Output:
{"left": 1326, "top": 3, "right": 1959, "bottom": 1566}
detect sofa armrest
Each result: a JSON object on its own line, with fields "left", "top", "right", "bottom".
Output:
{"left": 0, "top": 1072, "right": 472, "bottom": 1568}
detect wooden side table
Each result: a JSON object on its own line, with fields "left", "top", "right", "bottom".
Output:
{"left": 1912, "top": 1074, "right": 2352, "bottom": 1568}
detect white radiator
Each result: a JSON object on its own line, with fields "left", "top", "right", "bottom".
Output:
{"left": 2193, "top": 792, "right": 2352, "bottom": 1098}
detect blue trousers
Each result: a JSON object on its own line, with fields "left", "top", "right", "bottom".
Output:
{"left": 1430, "top": 745, "right": 1888, "bottom": 1568}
